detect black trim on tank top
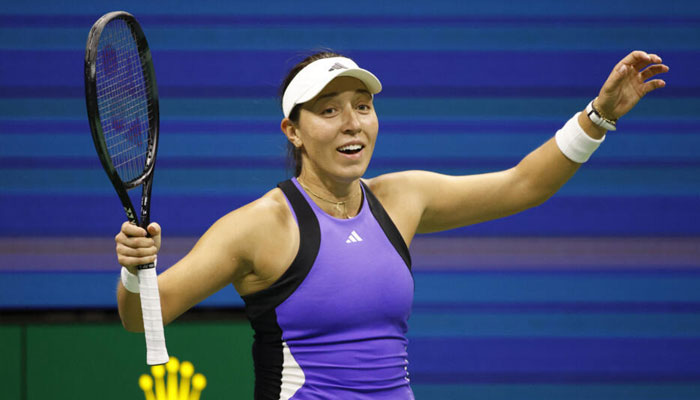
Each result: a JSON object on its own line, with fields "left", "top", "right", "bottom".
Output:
{"left": 242, "top": 179, "right": 321, "bottom": 318}
{"left": 241, "top": 179, "right": 322, "bottom": 400}
{"left": 361, "top": 181, "right": 412, "bottom": 272}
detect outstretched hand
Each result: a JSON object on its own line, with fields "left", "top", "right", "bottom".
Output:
{"left": 594, "top": 50, "right": 669, "bottom": 121}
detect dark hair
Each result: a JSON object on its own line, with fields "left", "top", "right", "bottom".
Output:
{"left": 279, "top": 50, "right": 344, "bottom": 176}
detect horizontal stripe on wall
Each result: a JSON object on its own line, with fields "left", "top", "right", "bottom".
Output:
{"left": 3, "top": 1, "right": 700, "bottom": 18}
{"left": 413, "top": 271, "right": 700, "bottom": 303}
{"left": 4, "top": 14, "right": 700, "bottom": 28}
{"left": 2, "top": 98, "right": 698, "bottom": 120}
{"left": 2, "top": 195, "right": 698, "bottom": 237}
{"left": 2, "top": 51, "right": 698, "bottom": 91}
{"left": 408, "top": 337, "right": 700, "bottom": 382}
{"left": 2, "top": 165, "right": 700, "bottom": 197}
{"left": 2, "top": 268, "right": 699, "bottom": 307}
{"left": 6, "top": 84, "right": 700, "bottom": 99}
{"left": 409, "top": 310, "right": 700, "bottom": 337}
{"left": 4, "top": 118, "right": 700, "bottom": 135}
{"left": 3, "top": 237, "right": 698, "bottom": 271}
{"left": 412, "top": 302, "right": 700, "bottom": 313}
{"left": 0, "top": 271, "right": 240, "bottom": 308}
{"left": 4, "top": 157, "right": 700, "bottom": 172}
{"left": 3, "top": 133, "right": 698, "bottom": 160}
{"left": 2, "top": 26, "right": 699, "bottom": 52}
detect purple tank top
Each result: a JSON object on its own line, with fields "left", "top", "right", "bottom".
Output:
{"left": 242, "top": 178, "right": 414, "bottom": 399}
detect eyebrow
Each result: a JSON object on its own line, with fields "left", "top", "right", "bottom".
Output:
{"left": 311, "top": 89, "right": 372, "bottom": 107}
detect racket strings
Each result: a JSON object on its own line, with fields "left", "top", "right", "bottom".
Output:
{"left": 95, "top": 18, "right": 154, "bottom": 183}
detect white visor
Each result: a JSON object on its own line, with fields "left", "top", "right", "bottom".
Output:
{"left": 282, "top": 57, "right": 382, "bottom": 118}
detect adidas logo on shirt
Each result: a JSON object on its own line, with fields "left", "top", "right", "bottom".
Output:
{"left": 345, "top": 230, "right": 363, "bottom": 243}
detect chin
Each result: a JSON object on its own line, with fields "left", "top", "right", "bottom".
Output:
{"left": 334, "top": 164, "right": 369, "bottom": 183}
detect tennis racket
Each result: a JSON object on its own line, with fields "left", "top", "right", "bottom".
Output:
{"left": 84, "top": 11, "right": 169, "bottom": 365}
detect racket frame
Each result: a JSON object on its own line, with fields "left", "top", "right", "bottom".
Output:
{"left": 84, "top": 11, "right": 168, "bottom": 366}
{"left": 85, "top": 10, "right": 160, "bottom": 233}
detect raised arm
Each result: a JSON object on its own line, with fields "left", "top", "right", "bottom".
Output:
{"left": 116, "top": 216, "right": 251, "bottom": 331}
{"left": 370, "top": 51, "right": 668, "bottom": 240}
{"left": 116, "top": 190, "right": 298, "bottom": 332}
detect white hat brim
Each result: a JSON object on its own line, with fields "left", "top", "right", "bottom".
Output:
{"left": 282, "top": 57, "right": 382, "bottom": 118}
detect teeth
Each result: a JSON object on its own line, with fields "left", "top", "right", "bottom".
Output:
{"left": 338, "top": 144, "right": 363, "bottom": 151}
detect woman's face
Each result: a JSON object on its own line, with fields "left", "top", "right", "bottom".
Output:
{"left": 291, "top": 76, "right": 379, "bottom": 184}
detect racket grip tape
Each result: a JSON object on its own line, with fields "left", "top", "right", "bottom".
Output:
{"left": 137, "top": 265, "right": 170, "bottom": 365}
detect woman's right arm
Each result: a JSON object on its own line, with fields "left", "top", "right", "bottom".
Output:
{"left": 115, "top": 190, "right": 297, "bottom": 332}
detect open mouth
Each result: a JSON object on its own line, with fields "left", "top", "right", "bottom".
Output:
{"left": 337, "top": 144, "right": 364, "bottom": 155}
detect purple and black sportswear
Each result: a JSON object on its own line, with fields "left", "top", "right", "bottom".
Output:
{"left": 242, "top": 178, "right": 414, "bottom": 399}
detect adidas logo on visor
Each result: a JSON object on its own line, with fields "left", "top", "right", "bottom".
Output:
{"left": 328, "top": 62, "right": 348, "bottom": 72}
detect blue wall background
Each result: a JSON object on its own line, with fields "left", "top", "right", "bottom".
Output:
{"left": 1, "top": 1, "right": 700, "bottom": 399}
{"left": 1, "top": 0, "right": 699, "bottom": 237}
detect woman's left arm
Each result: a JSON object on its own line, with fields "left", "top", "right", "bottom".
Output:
{"left": 388, "top": 51, "right": 669, "bottom": 235}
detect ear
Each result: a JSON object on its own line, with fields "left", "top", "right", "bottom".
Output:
{"left": 280, "top": 118, "right": 303, "bottom": 148}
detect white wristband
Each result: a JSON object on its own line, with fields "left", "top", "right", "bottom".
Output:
{"left": 555, "top": 112, "right": 605, "bottom": 163}
{"left": 121, "top": 267, "right": 140, "bottom": 293}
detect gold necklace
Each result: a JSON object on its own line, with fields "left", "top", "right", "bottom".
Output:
{"left": 297, "top": 179, "right": 361, "bottom": 218}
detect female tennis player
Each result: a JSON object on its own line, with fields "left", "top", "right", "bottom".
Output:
{"left": 116, "top": 50, "right": 668, "bottom": 399}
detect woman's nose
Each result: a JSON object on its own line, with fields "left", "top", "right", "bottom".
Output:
{"left": 340, "top": 107, "right": 361, "bottom": 134}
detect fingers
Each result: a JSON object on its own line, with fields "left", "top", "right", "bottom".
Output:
{"left": 604, "top": 50, "right": 667, "bottom": 94}
{"left": 645, "top": 53, "right": 663, "bottom": 67}
{"left": 120, "top": 221, "right": 147, "bottom": 237}
{"left": 116, "top": 242, "right": 157, "bottom": 260}
{"left": 116, "top": 250, "right": 157, "bottom": 270}
{"left": 631, "top": 54, "right": 656, "bottom": 72}
{"left": 620, "top": 50, "right": 661, "bottom": 72}
{"left": 147, "top": 222, "right": 161, "bottom": 237}
{"left": 640, "top": 63, "right": 670, "bottom": 82}
{"left": 603, "top": 62, "right": 630, "bottom": 93}
{"left": 115, "top": 236, "right": 158, "bottom": 267}
{"left": 115, "top": 221, "right": 160, "bottom": 268}
{"left": 629, "top": 53, "right": 668, "bottom": 96}
{"left": 641, "top": 79, "right": 667, "bottom": 96}
{"left": 596, "top": 50, "right": 668, "bottom": 120}
{"left": 147, "top": 222, "right": 162, "bottom": 256}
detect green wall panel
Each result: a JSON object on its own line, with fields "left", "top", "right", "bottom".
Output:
{"left": 0, "top": 326, "right": 22, "bottom": 400}
{"left": 24, "top": 321, "right": 254, "bottom": 400}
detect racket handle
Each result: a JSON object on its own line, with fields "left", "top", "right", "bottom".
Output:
{"left": 138, "top": 264, "right": 170, "bottom": 365}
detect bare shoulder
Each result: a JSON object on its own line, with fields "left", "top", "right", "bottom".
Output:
{"left": 207, "top": 188, "right": 295, "bottom": 258}
{"left": 365, "top": 170, "right": 413, "bottom": 196}
{"left": 201, "top": 187, "right": 298, "bottom": 295}
{"left": 241, "top": 187, "right": 294, "bottom": 226}
{"left": 153, "top": 188, "right": 298, "bottom": 318}
{"left": 363, "top": 171, "right": 432, "bottom": 246}
{"left": 365, "top": 170, "right": 434, "bottom": 203}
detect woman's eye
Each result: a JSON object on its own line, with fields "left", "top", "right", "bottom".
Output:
{"left": 321, "top": 108, "right": 336, "bottom": 115}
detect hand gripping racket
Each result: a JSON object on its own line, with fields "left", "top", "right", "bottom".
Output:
{"left": 84, "top": 11, "right": 169, "bottom": 365}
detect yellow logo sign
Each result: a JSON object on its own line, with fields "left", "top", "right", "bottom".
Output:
{"left": 139, "top": 357, "right": 207, "bottom": 400}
